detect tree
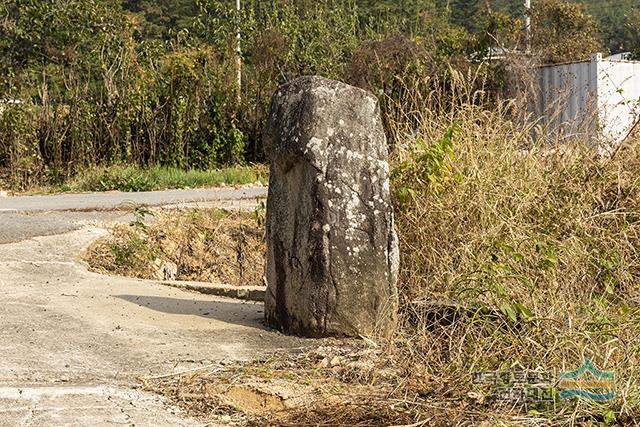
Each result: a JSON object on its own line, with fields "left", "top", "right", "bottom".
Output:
{"left": 622, "top": 10, "right": 640, "bottom": 59}
{"left": 576, "top": 0, "right": 637, "bottom": 54}
{"left": 593, "top": 1, "right": 640, "bottom": 56}
{"left": 530, "top": 0, "right": 603, "bottom": 64}
{"left": 0, "top": 0, "right": 129, "bottom": 95}
{"left": 122, "top": 0, "right": 198, "bottom": 39}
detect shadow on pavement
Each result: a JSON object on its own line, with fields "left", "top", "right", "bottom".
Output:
{"left": 114, "top": 294, "right": 267, "bottom": 329}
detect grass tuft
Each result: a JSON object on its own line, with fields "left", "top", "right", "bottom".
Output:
{"left": 24, "top": 164, "right": 268, "bottom": 194}
{"left": 85, "top": 207, "right": 265, "bottom": 286}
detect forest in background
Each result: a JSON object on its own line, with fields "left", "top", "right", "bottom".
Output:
{"left": 0, "top": 0, "right": 638, "bottom": 189}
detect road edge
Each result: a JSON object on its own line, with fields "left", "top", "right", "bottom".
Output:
{"left": 157, "top": 280, "right": 265, "bottom": 302}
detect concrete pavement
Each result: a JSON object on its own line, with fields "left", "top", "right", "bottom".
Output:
{"left": 0, "top": 187, "right": 308, "bottom": 426}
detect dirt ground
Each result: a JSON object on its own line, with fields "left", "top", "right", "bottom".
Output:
{"left": 85, "top": 208, "right": 267, "bottom": 287}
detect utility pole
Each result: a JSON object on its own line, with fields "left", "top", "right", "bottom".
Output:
{"left": 235, "top": 0, "right": 242, "bottom": 103}
{"left": 524, "top": 0, "right": 531, "bottom": 53}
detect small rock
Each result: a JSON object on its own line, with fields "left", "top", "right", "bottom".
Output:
{"left": 154, "top": 259, "right": 178, "bottom": 281}
{"left": 330, "top": 356, "right": 342, "bottom": 367}
{"left": 467, "top": 391, "right": 485, "bottom": 403}
{"left": 318, "top": 357, "right": 330, "bottom": 368}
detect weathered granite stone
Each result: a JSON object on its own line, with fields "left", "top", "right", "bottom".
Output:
{"left": 264, "top": 76, "right": 399, "bottom": 338}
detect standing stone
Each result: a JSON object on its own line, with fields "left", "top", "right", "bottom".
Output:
{"left": 264, "top": 76, "right": 399, "bottom": 338}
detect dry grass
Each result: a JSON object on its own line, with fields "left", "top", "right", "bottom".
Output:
{"left": 85, "top": 207, "right": 266, "bottom": 286}
{"left": 148, "top": 100, "right": 640, "bottom": 424}
{"left": 390, "top": 92, "right": 640, "bottom": 424}
{"left": 143, "top": 342, "right": 470, "bottom": 426}
{"left": 92, "top": 75, "right": 640, "bottom": 425}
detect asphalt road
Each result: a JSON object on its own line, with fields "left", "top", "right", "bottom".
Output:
{"left": 0, "top": 187, "right": 267, "bottom": 244}
{"left": 0, "top": 210, "right": 133, "bottom": 244}
{"left": 0, "top": 187, "right": 267, "bottom": 212}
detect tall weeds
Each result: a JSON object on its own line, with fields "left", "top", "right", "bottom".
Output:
{"left": 391, "top": 77, "right": 640, "bottom": 423}
{"left": 0, "top": 0, "right": 486, "bottom": 190}
{"left": 0, "top": 1, "right": 364, "bottom": 190}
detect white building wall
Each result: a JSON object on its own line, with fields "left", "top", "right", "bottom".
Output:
{"left": 596, "top": 58, "right": 640, "bottom": 146}
{"left": 536, "top": 54, "right": 640, "bottom": 150}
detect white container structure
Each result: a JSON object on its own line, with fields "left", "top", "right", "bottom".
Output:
{"left": 535, "top": 53, "right": 640, "bottom": 153}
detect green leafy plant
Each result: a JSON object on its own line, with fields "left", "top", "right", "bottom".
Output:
{"left": 393, "top": 125, "right": 460, "bottom": 205}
